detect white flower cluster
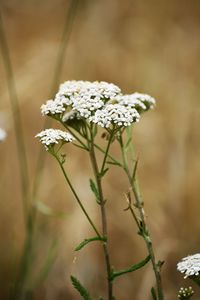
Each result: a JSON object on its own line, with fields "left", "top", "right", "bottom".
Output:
{"left": 115, "top": 93, "right": 155, "bottom": 111}
{"left": 89, "top": 104, "right": 140, "bottom": 128}
{"left": 41, "top": 99, "right": 67, "bottom": 116}
{"left": 177, "top": 254, "right": 200, "bottom": 278}
{"left": 0, "top": 128, "right": 7, "bottom": 142}
{"left": 178, "top": 287, "right": 194, "bottom": 299}
{"left": 40, "top": 80, "right": 156, "bottom": 128}
{"left": 41, "top": 80, "right": 121, "bottom": 118}
{"left": 36, "top": 129, "right": 75, "bottom": 149}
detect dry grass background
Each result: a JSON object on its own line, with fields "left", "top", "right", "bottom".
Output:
{"left": 0, "top": 0, "right": 200, "bottom": 299}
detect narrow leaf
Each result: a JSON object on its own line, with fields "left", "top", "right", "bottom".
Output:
{"left": 110, "top": 255, "right": 150, "bottom": 281}
{"left": 98, "top": 168, "right": 109, "bottom": 178}
{"left": 131, "top": 160, "right": 138, "bottom": 183}
{"left": 125, "top": 137, "right": 132, "bottom": 151}
{"left": 89, "top": 179, "right": 100, "bottom": 202}
{"left": 151, "top": 287, "right": 158, "bottom": 300}
{"left": 73, "top": 143, "right": 87, "bottom": 150}
{"left": 93, "top": 124, "right": 98, "bottom": 137}
{"left": 107, "top": 160, "right": 122, "bottom": 167}
{"left": 75, "top": 236, "right": 107, "bottom": 251}
{"left": 70, "top": 275, "right": 91, "bottom": 300}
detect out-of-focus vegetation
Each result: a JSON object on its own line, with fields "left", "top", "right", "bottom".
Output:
{"left": 0, "top": 0, "right": 200, "bottom": 299}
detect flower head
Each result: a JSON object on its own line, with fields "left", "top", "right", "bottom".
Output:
{"left": 36, "top": 129, "right": 75, "bottom": 150}
{"left": 40, "top": 80, "right": 121, "bottom": 119}
{"left": 0, "top": 128, "right": 7, "bottom": 142}
{"left": 41, "top": 99, "right": 67, "bottom": 116}
{"left": 178, "top": 287, "right": 194, "bottom": 299}
{"left": 177, "top": 254, "right": 200, "bottom": 278}
{"left": 115, "top": 93, "right": 156, "bottom": 112}
{"left": 40, "top": 80, "right": 156, "bottom": 130}
{"left": 89, "top": 103, "right": 140, "bottom": 128}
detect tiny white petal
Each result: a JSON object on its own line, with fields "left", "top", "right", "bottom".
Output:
{"left": 0, "top": 128, "right": 7, "bottom": 142}
{"left": 36, "top": 129, "right": 75, "bottom": 150}
{"left": 113, "top": 93, "right": 156, "bottom": 111}
{"left": 89, "top": 103, "right": 140, "bottom": 128}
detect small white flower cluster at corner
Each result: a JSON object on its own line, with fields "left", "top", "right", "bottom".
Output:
{"left": 177, "top": 253, "right": 200, "bottom": 278}
{"left": 40, "top": 80, "right": 156, "bottom": 128}
{"left": 35, "top": 129, "right": 75, "bottom": 150}
{"left": 178, "top": 286, "right": 194, "bottom": 299}
{"left": 0, "top": 128, "right": 7, "bottom": 142}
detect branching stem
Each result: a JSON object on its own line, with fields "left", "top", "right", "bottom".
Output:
{"left": 119, "top": 133, "right": 164, "bottom": 300}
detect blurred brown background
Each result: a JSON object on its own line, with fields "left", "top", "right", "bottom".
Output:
{"left": 0, "top": 0, "right": 200, "bottom": 299}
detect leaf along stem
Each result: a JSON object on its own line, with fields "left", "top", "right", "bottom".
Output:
{"left": 118, "top": 132, "right": 164, "bottom": 300}
{"left": 110, "top": 255, "right": 150, "bottom": 281}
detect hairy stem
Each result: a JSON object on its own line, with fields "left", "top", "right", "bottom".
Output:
{"left": 88, "top": 126, "right": 113, "bottom": 300}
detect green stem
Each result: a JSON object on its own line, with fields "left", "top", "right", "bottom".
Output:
{"left": 119, "top": 133, "right": 164, "bottom": 300}
{"left": 94, "top": 143, "right": 122, "bottom": 167}
{"left": 100, "top": 130, "right": 114, "bottom": 174}
{"left": 61, "top": 122, "right": 88, "bottom": 150}
{"left": 88, "top": 126, "right": 113, "bottom": 300}
{"left": 54, "top": 154, "right": 101, "bottom": 238}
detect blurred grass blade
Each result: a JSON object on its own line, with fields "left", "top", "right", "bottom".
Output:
{"left": 70, "top": 275, "right": 92, "bottom": 300}
{"left": 32, "top": 0, "right": 80, "bottom": 201}
{"left": 33, "top": 240, "right": 58, "bottom": 288}
{"left": 75, "top": 236, "right": 107, "bottom": 251}
{"left": 0, "top": 10, "right": 29, "bottom": 220}
{"left": 35, "top": 200, "right": 68, "bottom": 219}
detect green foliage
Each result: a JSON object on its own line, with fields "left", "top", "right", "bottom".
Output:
{"left": 70, "top": 275, "right": 91, "bottom": 300}
{"left": 109, "top": 255, "right": 151, "bottom": 281}
{"left": 124, "top": 136, "right": 132, "bottom": 152}
{"left": 151, "top": 287, "right": 158, "bottom": 300}
{"left": 106, "top": 160, "right": 122, "bottom": 167}
{"left": 89, "top": 178, "right": 100, "bottom": 203}
{"left": 75, "top": 236, "right": 107, "bottom": 251}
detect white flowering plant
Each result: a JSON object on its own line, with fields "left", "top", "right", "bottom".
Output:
{"left": 36, "top": 80, "right": 164, "bottom": 300}
{"left": 176, "top": 253, "right": 200, "bottom": 298}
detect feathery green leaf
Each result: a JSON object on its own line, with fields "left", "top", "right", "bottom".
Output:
{"left": 70, "top": 275, "right": 91, "bottom": 300}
